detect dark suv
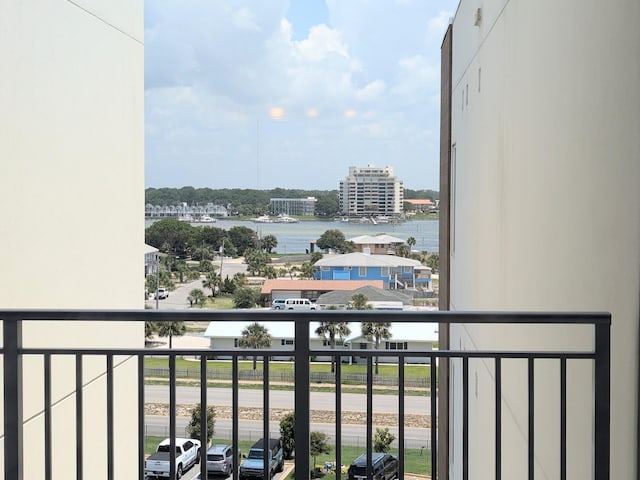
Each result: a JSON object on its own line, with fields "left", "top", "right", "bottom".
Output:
{"left": 347, "top": 452, "right": 398, "bottom": 480}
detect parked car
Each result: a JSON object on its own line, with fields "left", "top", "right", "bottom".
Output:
{"left": 239, "top": 437, "right": 284, "bottom": 479}
{"left": 271, "top": 298, "right": 286, "bottom": 309}
{"left": 144, "top": 437, "right": 201, "bottom": 479}
{"left": 157, "top": 287, "right": 169, "bottom": 299}
{"left": 207, "top": 444, "right": 236, "bottom": 476}
{"left": 347, "top": 452, "right": 398, "bottom": 480}
{"left": 284, "top": 298, "right": 317, "bottom": 310}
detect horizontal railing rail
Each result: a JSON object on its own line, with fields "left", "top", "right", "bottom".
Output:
{"left": 0, "top": 310, "right": 610, "bottom": 480}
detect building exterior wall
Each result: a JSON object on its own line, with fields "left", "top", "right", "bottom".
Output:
{"left": 0, "top": 1, "right": 144, "bottom": 477}
{"left": 446, "top": 1, "right": 640, "bottom": 478}
{"left": 339, "top": 164, "right": 404, "bottom": 216}
{"left": 315, "top": 266, "right": 415, "bottom": 287}
{"left": 269, "top": 197, "right": 317, "bottom": 216}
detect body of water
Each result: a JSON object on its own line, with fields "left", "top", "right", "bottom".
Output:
{"left": 145, "top": 218, "right": 439, "bottom": 255}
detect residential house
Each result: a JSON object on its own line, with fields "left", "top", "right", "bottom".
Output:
{"left": 204, "top": 321, "right": 348, "bottom": 362}
{"left": 313, "top": 252, "right": 427, "bottom": 290}
{"left": 345, "top": 322, "right": 438, "bottom": 365}
{"left": 347, "top": 234, "right": 406, "bottom": 255}
{"left": 315, "top": 285, "right": 414, "bottom": 310}
{"left": 260, "top": 278, "right": 384, "bottom": 305}
{"left": 441, "top": 1, "right": 639, "bottom": 478}
{"left": 145, "top": 244, "right": 159, "bottom": 277}
{"left": 1, "top": 1, "right": 144, "bottom": 477}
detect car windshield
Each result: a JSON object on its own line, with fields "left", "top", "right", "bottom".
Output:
{"left": 208, "top": 454, "right": 224, "bottom": 461}
{"left": 248, "top": 450, "right": 265, "bottom": 460}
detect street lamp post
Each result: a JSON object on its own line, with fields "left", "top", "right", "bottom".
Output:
{"left": 155, "top": 255, "right": 160, "bottom": 309}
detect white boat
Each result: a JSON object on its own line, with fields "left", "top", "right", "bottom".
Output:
{"left": 274, "top": 214, "right": 299, "bottom": 223}
{"left": 195, "top": 215, "right": 216, "bottom": 223}
{"left": 252, "top": 215, "right": 273, "bottom": 223}
{"left": 178, "top": 214, "right": 194, "bottom": 222}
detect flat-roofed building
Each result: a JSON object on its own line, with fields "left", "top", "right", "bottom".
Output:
{"left": 269, "top": 197, "right": 317, "bottom": 216}
{"left": 339, "top": 164, "right": 404, "bottom": 216}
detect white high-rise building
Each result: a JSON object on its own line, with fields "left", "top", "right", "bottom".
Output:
{"left": 339, "top": 164, "right": 404, "bottom": 216}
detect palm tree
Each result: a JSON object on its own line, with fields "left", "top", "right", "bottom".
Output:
{"left": 202, "top": 271, "right": 221, "bottom": 297}
{"left": 315, "top": 321, "right": 351, "bottom": 373}
{"left": 239, "top": 322, "right": 272, "bottom": 370}
{"left": 361, "top": 322, "right": 392, "bottom": 375}
{"left": 156, "top": 321, "right": 187, "bottom": 348}
{"left": 349, "top": 293, "right": 371, "bottom": 310}
{"left": 407, "top": 236, "right": 417, "bottom": 249}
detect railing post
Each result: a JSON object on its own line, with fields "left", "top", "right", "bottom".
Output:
{"left": 294, "top": 318, "right": 310, "bottom": 478}
{"left": 594, "top": 319, "right": 610, "bottom": 480}
{"left": 3, "top": 315, "right": 23, "bottom": 480}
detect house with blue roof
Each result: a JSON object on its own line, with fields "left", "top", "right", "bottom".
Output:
{"left": 313, "top": 252, "right": 431, "bottom": 290}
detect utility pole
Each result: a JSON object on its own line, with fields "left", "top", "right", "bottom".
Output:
{"left": 155, "top": 255, "right": 160, "bottom": 309}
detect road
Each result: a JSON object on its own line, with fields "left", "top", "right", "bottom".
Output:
{"left": 147, "top": 258, "right": 247, "bottom": 310}
{"left": 145, "top": 386, "right": 433, "bottom": 415}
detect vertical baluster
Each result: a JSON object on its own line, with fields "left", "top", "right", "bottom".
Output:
{"left": 528, "top": 359, "right": 534, "bottom": 480}
{"left": 200, "top": 354, "right": 208, "bottom": 478}
{"left": 169, "top": 354, "right": 176, "bottom": 479}
{"left": 495, "top": 357, "right": 501, "bottom": 480}
{"left": 44, "top": 354, "right": 51, "bottom": 480}
{"left": 336, "top": 355, "right": 342, "bottom": 479}
{"left": 137, "top": 353, "right": 144, "bottom": 480}
{"left": 294, "top": 318, "right": 310, "bottom": 477}
{"left": 77, "top": 354, "right": 84, "bottom": 480}
{"left": 233, "top": 357, "right": 239, "bottom": 480}
{"left": 398, "top": 355, "right": 405, "bottom": 479}
{"left": 560, "top": 357, "right": 566, "bottom": 480}
{"left": 107, "top": 355, "right": 114, "bottom": 480}
{"left": 462, "top": 356, "right": 468, "bottom": 480}
{"left": 366, "top": 356, "right": 373, "bottom": 479}
{"left": 431, "top": 354, "right": 437, "bottom": 479}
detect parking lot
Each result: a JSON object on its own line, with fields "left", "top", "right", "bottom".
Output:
{"left": 146, "top": 462, "right": 293, "bottom": 480}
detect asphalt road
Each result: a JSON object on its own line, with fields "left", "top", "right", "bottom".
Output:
{"left": 145, "top": 385, "right": 432, "bottom": 415}
{"left": 147, "top": 258, "right": 247, "bottom": 310}
{"left": 145, "top": 416, "right": 432, "bottom": 450}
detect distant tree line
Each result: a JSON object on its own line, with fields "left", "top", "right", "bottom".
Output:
{"left": 145, "top": 187, "right": 438, "bottom": 217}
{"left": 145, "top": 187, "right": 341, "bottom": 216}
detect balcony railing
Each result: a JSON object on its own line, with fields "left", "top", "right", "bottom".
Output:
{"left": 1, "top": 310, "right": 610, "bottom": 480}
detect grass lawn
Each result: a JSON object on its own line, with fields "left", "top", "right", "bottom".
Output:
{"left": 144, "top": 358, "right": 430, "bottom": 378}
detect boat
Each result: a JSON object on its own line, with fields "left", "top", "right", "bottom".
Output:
{"left": 178, "top": 214, "right": 194, "bottom": 222}
{"left": 274, "top": 214, "right": 299, "bottom": 223}
{"left": 252, "top": 215, "right": 273, "bottom": 223}
{"left": 194, "top": 215, "right": 216, "bottom": 223}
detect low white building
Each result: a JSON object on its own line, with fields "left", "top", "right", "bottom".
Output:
{"left": 345, "top": 321, "right": 438, "bottom": 365}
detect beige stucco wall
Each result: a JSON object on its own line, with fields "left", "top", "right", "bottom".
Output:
{"left": 0, "top": 0, "right": 144, "bottom": 477}
{"left": 449, "top": 0, "right": 640, "bottom": 478}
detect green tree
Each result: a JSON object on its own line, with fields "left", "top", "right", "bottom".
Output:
{"left": 373, "top": 427, "right": 396, "bottom": 453}
{"left": 315, "top": 192, "right": 339, "bottom": 216}
{"left": 228, "top": 226, "right": 257, "bottom": 255}
{"left": 309, "top": 252, "right": 323, "bottom": 263}
{"left": 233, "top": 286, "right": 260, "bottom": 309}
{"left": 199, "top": 259, "right": 215, "bottom": 272}
{"left": 261, "top": 234, "right": 278, "bottom": 253}
{"left": 299, "top": 262, "right": 316, "bottom": 279}
{"left": 174, "top": 260, "right": 189, "bottom": 283}
{"left": 202, "top": 271, "right": 221, "bottom": 297}
{"left": 244, "top": 248, "right": 271, "bottom": 275}
{"left": 145, "top": 321, "right": 157, "bottom": 340}
{"left": 186, "top": 404, "right": 216, "bottom": 445}
{"left": 315, "top": 321, "right": 351, "bottom": 373}
{"left": 156, "top": 321, "right": 187, "bottom": 349}
{"left": 316, "top": 229, "right": 347, "bottom": 253}
{"left": 407, "top": 236, "right": 416, "bottom": 249}
{"left": 280, "top": 412, "right": 295, "bottom": 460}
{"left": 261, "top": 265, "right": 278, "bottom": 279}
{"left": 310, "top": 431, "right": 331, "bottom": 477}
{"left": 395, "top": 244, "right": 410, "bottom": 258}
{"left": 238, "top": 322, "right": 272, "bottom": 369}
{"left": 361, "top": 321, "right": 392, "bottom": 375}
{"left": 349, "top": 293, "right": 371, "bottom": 310}
{"left": 188, "top": 288, "right": 206, "bottom": 306}
{"left": 425, "top": 253, "right": 439, "bottom": 273}
{"left": 145, "top": 218, "right": 195, "bottom": 257}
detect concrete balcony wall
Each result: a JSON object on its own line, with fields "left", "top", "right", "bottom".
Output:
{"left": 0, "top": 0, "right": 144, "bottom": 477}
{"left": 449, "top": 0, "right": 640, "bottom": 478}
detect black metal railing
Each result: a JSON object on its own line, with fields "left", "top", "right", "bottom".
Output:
{"left": 1, "top": 310, "right": 610, "bottom": 480}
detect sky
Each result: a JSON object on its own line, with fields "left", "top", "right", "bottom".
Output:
{"left": 145, "top": 0, "right": 458, "bottom": 191}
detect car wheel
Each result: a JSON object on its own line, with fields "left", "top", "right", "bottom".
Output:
{"left": 195, "top": 449, "right": 200, "bottom": 463}
{"left": 176, "top": 464, "right": 183, "bottom": 479}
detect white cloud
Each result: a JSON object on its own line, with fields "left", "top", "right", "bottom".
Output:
{"left": 355, "top": 80, "right": 386, "bottom": 102}
{"left": 145, "top": 1, "right": 457, "bottom": 190}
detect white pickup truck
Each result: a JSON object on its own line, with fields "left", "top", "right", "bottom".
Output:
{"left": 145, "top": 437, "right": 201, "bottom": 479}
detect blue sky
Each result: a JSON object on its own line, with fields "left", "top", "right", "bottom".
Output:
{"left": 145, "top": 0, "right": 458, "bottom": 191}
